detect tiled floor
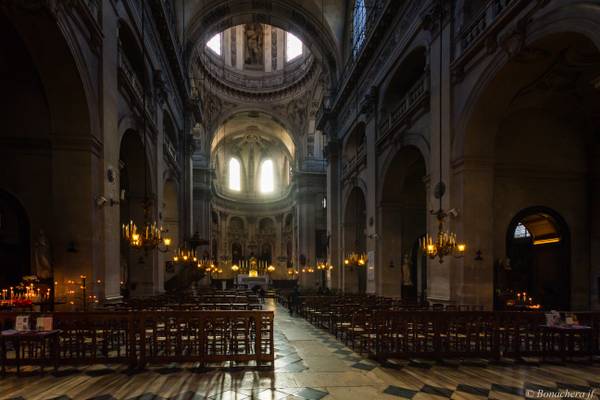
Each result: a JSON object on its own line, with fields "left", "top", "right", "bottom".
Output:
{"left": 0, "top": 300, "right": 599, "bottom": 399}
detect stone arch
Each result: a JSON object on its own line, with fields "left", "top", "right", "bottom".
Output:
{"left": 0, "top": 7, "right": 99, "bottom": 293}
{"left": 454, "top": 26, "right": 600, "bottom": 309}
{"left": 453, "top": 3, "right": 600, "bottom": 161}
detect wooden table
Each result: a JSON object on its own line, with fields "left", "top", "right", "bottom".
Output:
{"left": 540, "top": 325, "right": 593, "bottom": 361}
{"left": 1, "top": 329, "right": 61, "bottom": 375}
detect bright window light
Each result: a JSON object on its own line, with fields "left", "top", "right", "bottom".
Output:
{"left": 207, "top": 33, "right": 221, "bottom": 55}
{"left": 229, "top": 158, "right": 241, "bottom": 191}
{"left": 286, "top": 32, "right": 303, "bottom": 62}
{"left": 260, "top": 159, "right": 275, "bottom": 193}
{"left": 514, "top": 222, "right": 531, "bottom": 239}
{"left": 352, "top": 0, "right": 366, "bottom": 57}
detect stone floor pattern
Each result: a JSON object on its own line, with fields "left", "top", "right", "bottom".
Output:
{"left": 0, "top": 300, "right": 599, "bottom": 399}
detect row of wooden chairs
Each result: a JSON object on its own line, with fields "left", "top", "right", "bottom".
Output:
{"left": 289, "top": 294, "right": 600, "bottom": 361}
{"left": 0, "top": 310, "right": 275, "bottom": 372}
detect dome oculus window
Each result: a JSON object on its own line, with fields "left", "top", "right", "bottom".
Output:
{"left": 286, "top": 32, "right": 303, "bottom": 62}
{"left": 207, "top": 33, "right": 222, "bottom": 55}
{"left": 228, "top": 158, "right": 241, "bottom": 191}
{"left": 259, "top": 159, "right": 275, "bottom": 193}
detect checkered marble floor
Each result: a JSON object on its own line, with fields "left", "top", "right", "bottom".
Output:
{"left": 0, "top": 300, "right": 599, "bottom": 399}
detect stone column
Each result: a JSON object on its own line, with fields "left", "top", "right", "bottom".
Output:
{"left": 451, "top": 158, "right": 494, "bottom": 308}
{"left": 101, "top": 5, "right": 121, "bottom": 301}
{"left": 224, "top": 29, "right": 232, "bottom": 67}
{"left": 362, "top": 89, "right": 378, "bottom": 295}
{"left": 325, "top": 139, "right": 341, "bottom": 290}
{"left": 264, "top": 25, "right": 272, "bottom": 73}
{"left": 155, "top": 110, "right": 166, "bottom": 296}
{"left": 236, "top": 26, "right": 244, "bottom": 70}
{"left": 51, "top": 138, "right": 102, "bottom": 303}
{"left": 192, "top": 164, "right": 212, "bottom": 243}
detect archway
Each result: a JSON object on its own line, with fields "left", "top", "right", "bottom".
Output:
{"left": 457, "top": 31, "right": 600, "bottom": 309}
{"left": 162, "top": 179, "right": 179, "bottom": 291}
{"left": 119, "top": 130, "right": 155, "bottom": 298}
{"left": 0, "top": 190, "right": 30, "bottom": 288}
{"left": 496, "top": 207, "right": 570, "bottom": 310}
{"left": 379, "top": 146, "right": 427, "bottom": 299}
{"left": 343, "top": 187, "right": 367, "bottom": 294}
{"left": 0, "top": 9, "right": 96, "bottom": 297}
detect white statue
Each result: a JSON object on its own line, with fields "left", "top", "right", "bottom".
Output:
{"left": 401, "top": 253, "right": 413, "bottom": 286}
{"left": 33, "top": 229, "right": 52, "bottom": 280}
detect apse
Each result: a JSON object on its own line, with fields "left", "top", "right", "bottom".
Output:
{"left": 211, "top": 112, "right": 295, "bottom": 201}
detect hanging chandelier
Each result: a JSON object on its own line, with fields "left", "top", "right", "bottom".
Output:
{"left": 122, "top": 203, "right": 171, "bottom": 252}
{"left": 317, "top": 261, "right": 334, "bottom": 271}
{"left": 344, "top": 252, "right": 367, "bottom": 267}
{"left": 419, "top": 0, "right": 466, "bottom": 263}
{"left": 420, "top": 208, "right": 465, "bottom": 263}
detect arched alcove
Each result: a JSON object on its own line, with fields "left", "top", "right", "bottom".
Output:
{"left": 343, "top": 187, "right": 367, "bottom": 294}
{"left": 119, "top": 130, "right": 155, "bottom": 298}
{"left": 379, "top": 146, "right": 427, "bottom": 299}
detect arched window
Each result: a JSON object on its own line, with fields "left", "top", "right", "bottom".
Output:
{"left": 228, "top": 158, "right": 241, "bottom": 191}
{"left": 207, "top": 33, "right": 221, "bottom": 55}
{"left": 286, "top": 32, "right": 303, "bottom": 62}
{"left": 259, "top": 159, "right": 275, "bottom": 193}
{"left": 352, "top": 0, "right": 367, "bottom": 58}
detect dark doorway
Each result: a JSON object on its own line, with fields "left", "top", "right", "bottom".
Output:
{"left": 497, "top": 207, "right": 570, "bottom": 310}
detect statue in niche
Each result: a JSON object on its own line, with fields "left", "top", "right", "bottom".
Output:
{"left": 33, "top": 229, "right": 52, "bottom": 280}
{"left": 244, "top": 23, "right": 264, "bottom": 66}
{"left": 401, "top": 253, "right": 413, "bottom": 286}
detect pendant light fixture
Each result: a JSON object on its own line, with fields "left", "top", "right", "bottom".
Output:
{"left": 419, "top": 0, "right": 465, "bottom": 263}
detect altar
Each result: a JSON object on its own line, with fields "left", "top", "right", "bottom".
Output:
{"left": 236, "top": 274, "right": 269, "bottom": 288}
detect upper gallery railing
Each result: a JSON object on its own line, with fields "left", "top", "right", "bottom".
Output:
{"left": 457, "top": 0, "right": 517, "bottom": 57}
{"left": 378, "top": 72, "right": 430, "bottom": 135}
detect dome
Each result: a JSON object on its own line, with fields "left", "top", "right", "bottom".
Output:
{"left": 196, "top": 24, "right": 315, "bottom": 95}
